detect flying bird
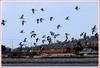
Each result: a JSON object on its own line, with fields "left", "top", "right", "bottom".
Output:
{"left": 65, "top": 16, "right": 69, "bottom": 20}
{"left": 23, "top": 38, "right": 27, "bottom": 42}
{"left": 47, "top": 36, "right": 52, "bottom": 44}
{"left": 36, "top": 38, "right": 39, "bottom": 43}
{"left": 20, "top": 30, "right": 25, "bottom": 33}
{"left": 32, "top": 8, "right": 36, "bottom": 14}
{"left": 31, "top": 33, "right": 37, "bottom": 38}
{"left": 95, "top": 33, "right": 98, "bottom": 40}
{"left": 80, "top": 32, "right": 84, "bottom": 36}
{"left": 75, "top": 6, "right": 80, "bottom": 10}
{"left": 57, "top": 25, "right": 61, "bottom": 29}
{"left": 54, "top": 34, "right": 60, "bottom": 38}
{"left": 42, "top": 39, "right": 45, "bottom": 44}
{"left": 92, "top": 25, "right": 96, "bottom": 34}
{"left": 20, "top": 14, "right": 24, "bottom": 19}
{"left": 1, "top": 20, "right": 6, "bottom": 26}
{"left": 50, "top": 17, "right": 53, "bottom": 21}
{"left": 47, "top": 36, "right": 51, "bottom": 41}
{"left": 42, "top": 35, "right": 46, "bottom": 38}
{"left": 41, "top": 8, "right": 44, "bottom": 11}
{"left": 40, "top": 18, "right": 44, "bottom": 22}
{"left": 83, "top": 33, "right": 86, "bottom": 39}
{"left": 65, "top": 33, "right": 69, "bottom": 36}
{"left": 50, "top": 31, "right": 55, "bottom": 36}
{"left": 30, "top": 31, "right": 35, "bottom": 34}
{"left": 33, "top": 43, "right": 36, "bottom": 46}
{"left": 19, "top": 42, "right": 23, "bottom": 48}
{"left": 65, "top": 33, "right": 69, "bottom": 41}
{"left": 22, "top": 20, "right": 26, "bottom": 26}
{"left": 36, "top": 19, "right": 39, "bottom": 24}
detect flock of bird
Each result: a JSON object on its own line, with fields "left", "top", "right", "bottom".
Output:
{"left": 1, "top": 5, "right": 97, "bottom": 48}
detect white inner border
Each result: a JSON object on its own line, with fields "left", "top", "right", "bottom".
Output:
{"left": 0, "top": 0, "right": 99, "bottom": 68}
{"left": 1, "top": 0, "right": 99, "bottom": 2}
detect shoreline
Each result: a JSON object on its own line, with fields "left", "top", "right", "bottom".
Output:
{"left": 2, "top": 57, "right": 98, "bottom": 66}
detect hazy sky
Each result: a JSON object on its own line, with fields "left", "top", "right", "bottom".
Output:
{"left": 2, "top": 2, "right": 98, "bottom": 48}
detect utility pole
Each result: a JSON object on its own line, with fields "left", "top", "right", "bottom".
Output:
{"left": 11, "top": 40, "right": 13, "bottom": 52}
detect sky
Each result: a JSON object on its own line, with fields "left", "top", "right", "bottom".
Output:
{"left": 2, "top": 2, "right": 98, "bottom": 48}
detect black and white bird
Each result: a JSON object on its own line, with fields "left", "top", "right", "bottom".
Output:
{"left": 36, "top": 19, "right": 39, "bottom": 24}
{"left": 1, "top": 20, "right": 6, "bottom": 26}
{"left": 65, "top": 33, "right": 69, "bottom": 42}
{"left": 65, "top": 33, "right": 69, "bottom": 38}
{"left": 92, "top": 25, "right": 96, "bottom": 34}
{"left": 42, "top": 39, "right": 45, "bottom": 44}
{"left": 57, "top": 25, "right": 61, "bottom": 29}
{"left": 75, "top": 6, "right": 80, "bottom": 10}
{"left": 80, "top": 32, "right": 84, "bottom": 36}
{"left": 50, "top": 31, "right": 55, "bottom": 36}
{"left": 19, "top": 42, "right": 23, "bottom": 48}
{"left": 95, "top": 33, "right": 98, "bottom": 40}
{"left": 31, "top": 33, "right": 37, "bottom": 38}
{"left": 20, "top": 30, "right": 25, "bottom": 33}
{"left": 40, "top": 18, "right": 44, "bottom": 22}
{"left": 54, "top": 34, "right": 60, "bottom": 38}
{"left": 33, "top": 43, "right": 36, "bottom": 46}
{"left": 83, "top": 33, "right": 87, "bottom": 39}
{"left": 20, "top": 14, "right": 24, "bottom": 19}
{"left": 40, "top": 8, "right": 44, "bottom": 11}
{"left": 50, "top": 17, "right": 53, "bottom": 21}
{"left": 22, "top": 20, "right": 26, "bottom": 26}
{"left": 32, "top": 8, "right": 36, "bottom": 14}
{"left": 47, "top": 36, "right": 52, "bottom": 44}
{"left": 42, "top": 35, "right": 46, "bottom": 38}
{"left": 65, "top": 16, "right": 69, "bottom": 20}
{"left": 36, "top": 38, "right": 39, "bottom": 43}
{"left": 30, "top": 31, "right": 35, "bottom": 34}
{"left": 23, "top": 38, "right": 27, "bottom": 42}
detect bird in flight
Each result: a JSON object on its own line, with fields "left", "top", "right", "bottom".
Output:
{"left": 50, "top": 31, "right": 55, "bottom": 36}
{"left": 19, "top": 42, "right": 24, "bottom": 49}
{"left": 20, "top": 14, "right": 24, "bottom": 19}
{"left": 57, "top": 25, "right": 61, "bottom": 29}
{"left": 42, "top": 35, "right": 46, "bottom": 38}
{"left": 65, "top": 16, "right": 69, "bottom": 20}
{"left": 95, "top": 33, "right": 98, "bottom": 40}
{"left": 65, "top": 33, "right": 69, "bottom": 36}
{"left": 75, "top": 6, "right": 80, "bottom": 11}
{"left": 80, "top": 32, "right": 84, "bottom": 36}
{"left": 40, "top": 18, "right": 44, "bottom": 22}
{"left": 83, "top": 33, "right": 86, "bottom": 39}
{"left": 23, "top": 38, "right": 27, "bottom": 42}
{"left": 92, "top": 25, "right": 96, "bottom": 34}
{"left": 54, "top": 34, "right": 60, "bottom": 38}
{"left": 55, "top": 34, "right": 60, "bottom": 36}
{"left": 41, "top": 8, "right": 44, "bottom": 11}
{"left": 50, "top": 17, "right": 54, "bottom": 21}
{"left": 33, "top": 43, "right": 36, "bottom": 46}
{"left": 65, "top": 33, "right": 69, "bottom": 42}
{"left": 31, "top": 33, "right": 37, "bottom": 38}
{"left": 42, "top": 39, "right": 46, "bottom": 44}
{"left": 20, "top": 30, "right": 25, "bottom": 33}
{"left": 32, "top": 8, "right": 36, "bottom": 14}
{"left": 30, "top": 31, "right": 35, "bottom": 34}
{"left": 22, "top": 20, "right": 26, "bottom": 26}
{"left": 65, "top": 33, "right": 69, "bottom": 38}
{"left": 36, "top": 38, "right": 39, "bottom": 43}
{"left": 1, "top": 20, "right": 6, "bottom": 26}
{"left": 36, "top": 19, "right": 39, "bottom": 24}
